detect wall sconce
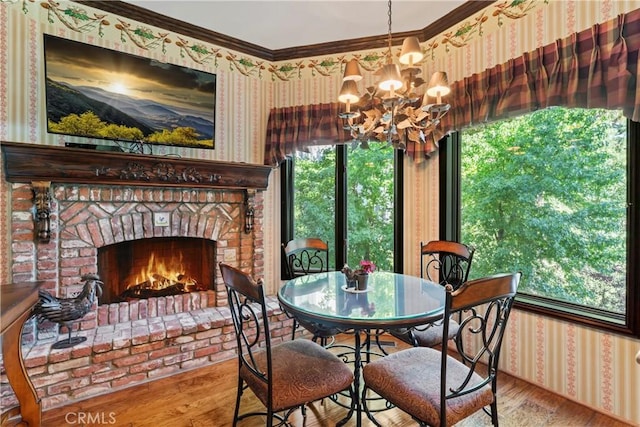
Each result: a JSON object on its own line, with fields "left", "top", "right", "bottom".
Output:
{"left": 32, "top": 181, "right": 52, "bottom": 243}
{"left": 244, "top": 189, "right": 256, "bottom": 234}
{"left": 245, "top": 205, "right": 254, "bottom": 233}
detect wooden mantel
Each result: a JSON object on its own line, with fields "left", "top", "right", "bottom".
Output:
{"left": 1, "top": 141, "right": 272, "bottom": 190}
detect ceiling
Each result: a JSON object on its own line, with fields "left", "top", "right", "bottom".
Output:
{"left": 125, "top": 1, "right": 469, "bottom": 51}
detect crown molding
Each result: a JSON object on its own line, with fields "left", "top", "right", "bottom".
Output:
{"left": 74, "top": 1, "right": 495, "bottom": 61}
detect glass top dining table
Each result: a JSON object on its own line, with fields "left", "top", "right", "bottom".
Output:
{"left": 278, "top": 270, "right": 447, "bottom": 427}
{"left": 278, "top": 270, "right": 446, "bottom": 331}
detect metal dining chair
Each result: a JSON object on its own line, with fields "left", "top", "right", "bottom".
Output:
{"left": 281, "top": 238, "right": 339, "bottom": 345}
{"left": 219, "top": 263, "right": 354, "bottom": 427}
{"left": 363, "top": 272, "right": 521, "bottom": 427}
{"left": 392, "top": 240, "right": 475, "bottom": 348}
{"left": 282, "top": 238, "right": 330, "bottom": 279}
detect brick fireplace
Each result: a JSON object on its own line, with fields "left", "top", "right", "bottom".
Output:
{"left": 28, "top": 182, "right": 249, "bottom": 327}
{"left": 0, "top": 142, "right": 292, "bottom": 412}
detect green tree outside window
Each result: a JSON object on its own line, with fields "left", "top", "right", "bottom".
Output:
{"left": 461, "top": 107, "right": 626, "bottom": 313}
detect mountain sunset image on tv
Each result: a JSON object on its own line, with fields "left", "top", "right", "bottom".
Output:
{"left": 44, "top": 35, "right": 216, "bottom": 150}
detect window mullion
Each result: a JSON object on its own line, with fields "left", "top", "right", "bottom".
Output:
{"left": 335, "top": 145, "right": 347, "bottom": 269}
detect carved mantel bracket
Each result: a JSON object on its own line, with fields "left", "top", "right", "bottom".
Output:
{"left": 32, "top": 181, "right": 52, "bottom": 243}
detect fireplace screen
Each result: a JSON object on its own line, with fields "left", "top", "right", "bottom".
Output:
{"left": 98, "top": 237, "right": 215, "bottom": 304}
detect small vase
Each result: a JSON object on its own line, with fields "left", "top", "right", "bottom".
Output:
{"left": 356, "top": 273, "right": 369, "bottom": 291}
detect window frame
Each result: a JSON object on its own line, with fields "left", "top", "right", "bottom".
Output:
{"left": 441, "top": 118, "right": 639, "bottom": 338}
{"left": 281, "top": 144, "right": 404, "bottom": 278}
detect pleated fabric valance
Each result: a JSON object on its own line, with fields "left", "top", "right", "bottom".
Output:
{"left": 443, "top": 9, "right": 640, "bottom": 135}
{"left": 264, "top": 9, "right": 640, "bottom": 166}
{"left": 264, "top": 103, "right": 349, "bottom": 166}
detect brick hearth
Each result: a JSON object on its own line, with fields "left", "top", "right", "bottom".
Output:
{"left": 1, "top": 180, "right": 293, "bottom": 412}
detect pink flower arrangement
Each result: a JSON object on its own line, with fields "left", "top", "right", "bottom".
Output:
{"left": 359, "top": 260, "right": 376, "bottom": 274}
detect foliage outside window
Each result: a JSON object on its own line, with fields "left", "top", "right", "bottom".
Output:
{"left": 461, "top": 107, "right": 627, "bottom": 314}
{"left": 290, "top": 143, "right": 395, "bottom": 273}
{"left": 345, "top": 145, "right": 394, "bottom": 271}
{"left": 291, "top": 146, "right": 337, "bottom": 269}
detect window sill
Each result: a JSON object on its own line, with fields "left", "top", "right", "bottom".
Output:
{"left": 514, "top": 293, "right": 637, "bottom": 337}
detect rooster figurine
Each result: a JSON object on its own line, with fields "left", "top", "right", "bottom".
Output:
{"left": 32, "top": 274, "right": 103, "bottom": 349}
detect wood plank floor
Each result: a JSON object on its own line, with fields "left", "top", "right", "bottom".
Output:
{"left": 41, "top": 334, "right": 632, "bottom": 427}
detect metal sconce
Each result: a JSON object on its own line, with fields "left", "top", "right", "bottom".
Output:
{"left": 244, "top": 190, "right": 255, "bottom": 234}
{"left": 32, "top": 181, "right": 52, "bottom": 243}
{"left": 245, "top": 205, "right": 254, "bottom": 233}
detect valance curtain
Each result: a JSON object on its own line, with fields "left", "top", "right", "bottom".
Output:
{"left": 443, "top": 9, "right": 640, "bottom": 136}
{"left": 264, "top": 103, "right": 349, "bottom": 166}
{"left": 264, "top": 9, "right": 640, "bottom": 166}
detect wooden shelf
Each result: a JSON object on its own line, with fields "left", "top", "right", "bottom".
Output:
{"left": 1, "top": 142, "right": 271, "bottom": 190}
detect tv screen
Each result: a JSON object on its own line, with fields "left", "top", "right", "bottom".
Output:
{"left": 44, "top": 35, "right": 216, "bottom": 150}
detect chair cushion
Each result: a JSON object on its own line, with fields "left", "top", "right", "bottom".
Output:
{"left": 392, "top": 318, "right": 460, "bottom": 348}
{"left": 363, "top": 347, "right": 493, "bottom": 426}
{"left": 240, "top": 339, "right": 353, "bottom": 412}
{"left": 296, "top": 318, "right": 341, "bottom": 338}
{"left": 412, "top": 319, "right": 460, "bottom": 347}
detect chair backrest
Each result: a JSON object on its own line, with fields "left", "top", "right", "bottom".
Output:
{"left": 219, "top": 263, "right": 273, "bottom": 393}
{"left": 282, "top": 238, "right": 329, "bottom": 279}
{"left": 440, "top": 272, "right": 521, "bottom": 423}
{"left": 420, "top": 240, "right": 475, "bottom": 289}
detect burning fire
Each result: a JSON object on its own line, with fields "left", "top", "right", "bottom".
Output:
{"left": 125, "top": 251, "right": 199, "bottom": 292}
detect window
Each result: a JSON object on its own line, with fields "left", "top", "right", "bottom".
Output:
{"left": 445, "top": 107, "right": 639, "bottom": 336}
{"left": 281, "top": 143, "right": 402, "bottom": 276}
{"left": 286, "top": 145, "right": 337, "bottom": 270}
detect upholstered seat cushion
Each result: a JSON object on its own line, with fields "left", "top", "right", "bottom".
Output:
{"left": 296, "top": 317, "right": 341, "bottom": 339}
{"left": 392, "top": 318, "right": 460, "bottom": 348}
{"left": 363, "top": 347, "right": 493, "bottom": 426}
{"left": 412, "top": 318, "right": 460, "bottom": 347}
{"left": 240, "top": 339, "right": 353, "bottom": 412}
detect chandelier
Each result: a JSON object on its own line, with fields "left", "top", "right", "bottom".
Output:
{"left": 338, "top": 0, "right": 451, "bottom": 149}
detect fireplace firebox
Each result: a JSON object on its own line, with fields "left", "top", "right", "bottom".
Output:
{"left": 98, "top": 237, "right": 216, "bottom": 304}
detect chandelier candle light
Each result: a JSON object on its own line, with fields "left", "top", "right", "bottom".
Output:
{"left": 338, "top": 0, "right": 451, "bottom": 149}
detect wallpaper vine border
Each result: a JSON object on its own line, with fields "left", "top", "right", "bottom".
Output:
{"left": 5, "top": 0, "right": 549, "bottom": 82}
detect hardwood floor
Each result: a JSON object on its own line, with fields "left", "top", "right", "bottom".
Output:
{"left": 41, "top": 335, "right": 632, "bottom": 427}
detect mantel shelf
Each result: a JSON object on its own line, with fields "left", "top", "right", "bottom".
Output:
{"left": 1, "top": 142, "right": 272, "bottom": 190}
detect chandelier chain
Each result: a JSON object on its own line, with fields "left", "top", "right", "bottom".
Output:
{"left": 387, "top": 0, "right": 393, "bottom": 62}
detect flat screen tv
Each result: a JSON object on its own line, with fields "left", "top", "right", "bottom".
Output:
{"left": 44, "top": 34, "right": 216, "bottom": 150}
